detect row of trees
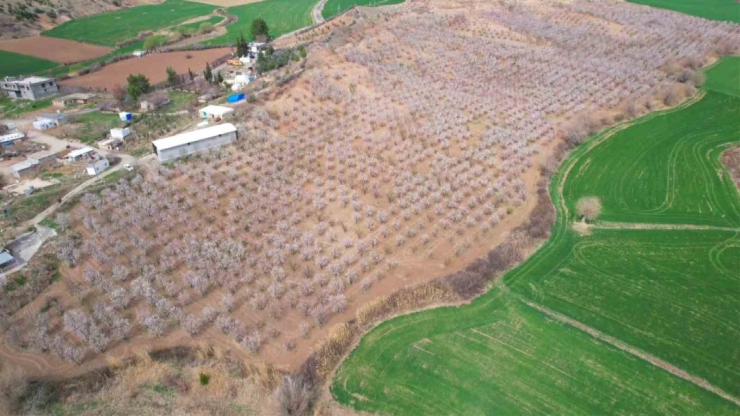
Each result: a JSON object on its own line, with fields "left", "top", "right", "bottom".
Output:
{"left": 18, "top": 0, "right": 736, "bottom": 366}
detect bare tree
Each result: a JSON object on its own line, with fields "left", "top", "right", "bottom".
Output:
{"left": 275, "top": 374, "right": 314, "bottom": 416}
{"left": 576, "top": 196, "right": 602, "bottom": 222}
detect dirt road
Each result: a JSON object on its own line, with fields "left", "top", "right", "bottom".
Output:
{"left": 313, "top": 0, "right": 328, "bottom": 24}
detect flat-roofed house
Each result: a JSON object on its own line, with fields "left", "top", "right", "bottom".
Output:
{"left": 1, "top": 76, "right": 58, "bottom": 101}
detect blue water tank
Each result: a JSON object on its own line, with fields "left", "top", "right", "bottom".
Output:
{"left": 228, "top": 93, "right": 246, "bottom": 103}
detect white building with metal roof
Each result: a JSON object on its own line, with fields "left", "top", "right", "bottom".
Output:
{"left": 68, "top": 147, "right": 95, "bottom": 162}
{"left": 200, "top": 105, "right": 235, "bottom": 120}
{"left": 152, "top": 123, "right": 238, "bottom": 162}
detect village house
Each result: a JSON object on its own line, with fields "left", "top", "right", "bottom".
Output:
{"left": 1, "top": 76, "right": 58, "bottom": 101}
{"left": 200, "top": 105, "right": 234, "bottom": 120}
{"left": 52, "top": 93, "right": 96, "bottom": 108}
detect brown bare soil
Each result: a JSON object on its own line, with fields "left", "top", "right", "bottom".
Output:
{"left": 0, "top": 37, "right": 113, "bottom": 64}
{"left": 59, "top": 48, "right": 231, "bottom": 90}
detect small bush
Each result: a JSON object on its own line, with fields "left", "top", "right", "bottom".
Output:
{"left": 199, "top": 373, "right": 209, "bottom": 386}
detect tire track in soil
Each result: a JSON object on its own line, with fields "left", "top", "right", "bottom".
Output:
{"left": 522, "top": 300, "right": 740, "bottom": 408}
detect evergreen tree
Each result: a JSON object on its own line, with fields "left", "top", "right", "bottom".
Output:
{"left": 203, "top": 62, "right": 213, "bottom": 84}
{"left": 166, "top": 67, "right": 178, "bottom": 87}
{"left": 251, "top": 18, "right": 269, "bottom": 40}
{"left": 126, "top": 74, "right": 151, "bottom": 101}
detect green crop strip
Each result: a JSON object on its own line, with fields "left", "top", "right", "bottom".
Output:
{"left": 42, "top": 0, "right": 216, "bottom": 47}
{"left": 626, "top": 0, "right": 740, "bottom": 23}
{"left": 332, "top": 57, "right": 740, "bottom": 414}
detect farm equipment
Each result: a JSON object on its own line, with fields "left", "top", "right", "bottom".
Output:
{"left": 227, "top": 59, "right": 243, "bottom": 66}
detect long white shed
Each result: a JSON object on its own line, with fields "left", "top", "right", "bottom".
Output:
{"left": 151, "top": 123, "right": 238, "bottom": 162}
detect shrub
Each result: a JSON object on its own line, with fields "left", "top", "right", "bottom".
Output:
{"left": 199, "top": 373, "right": 210, "bottom": 386}
{"left": 576, "top": 196, "right": 602, "bottom": 222}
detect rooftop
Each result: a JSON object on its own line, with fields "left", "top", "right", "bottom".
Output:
{"left": 11, "top": 159, "right": 39, "bottom": 172}
{"left": 56, "top": 93, "right": 96, "bottom": 101}
{"left": 68, "top": 147, "right": 95, "bottom": 158}
{"left": 152, "top": 123, "right": 237, "bottom": 152}
{"left": 38, "top": 113, "right": 66, "bottom": 120}
{"left": 28, "top": 149, "right": 58, "bottom": 160}
{"left": 0, "top": 251, "right": 14, "bottom": 266}
{"left": 0, "top": 133, "right": 24, "bottom": 143}
{"left": 201, "top": 105, "right": 235, "bottom": 115}
{"left": 11, "top": 76, "right": 54, "bottom": 85}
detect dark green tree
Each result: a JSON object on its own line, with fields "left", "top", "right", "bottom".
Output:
{"left": 250, "top": 18, "right": 269, "bottom": 40}
{"left": 188, "top": 67, "right": 195, "bottom": 81}
{"left": 215, "top": 72, "right": 224, "bottom": 84}
{"left": 166, "top": 66, "right": 178, "bottom": 87}
{"left": 203, "top": 62, "right": 213, "bottom": 84}
{"left": 126, "top": 74, "right": 151, "bottom": 101}
{"left": 235, "top": 32, "right": 249, "bottom": 57}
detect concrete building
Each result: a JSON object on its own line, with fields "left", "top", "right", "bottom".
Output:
{"left": 11, "top": 159, "right": 39, "bottom": 178}
{"left": 86, "top": 158, "right": 109, "bottom": 176}
{"left": 200, "top": 105, "right": 234, "bottom": 120}
{"left": 68, "top": 147, "right": 96, "bottom": 162}
{"left": 110, "top": 127, "right": 132, "bottom": 140}
{"left": 52, "top": 93, "right": 96, "bottom": 107}
{"left": 33, "top": 113, "right": 67, "bottom": 130}
{"left": 1, "top": 76, "right": 58, "bottom": 101}
{"left": 11, "top": 149, "right": 60, "bottom": 178}
{"left": 152, "top": 123, "right": 237, "bottom": 162}
{"left": 27, "top": 150, "right": 59, "bottom": 168}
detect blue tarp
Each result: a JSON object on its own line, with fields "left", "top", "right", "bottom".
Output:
{"left": 228, "top": 94, "right": 246, "bottom": 103}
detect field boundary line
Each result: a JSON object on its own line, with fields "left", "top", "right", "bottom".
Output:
{"left": 588, "top": 222, "right": 740, "bottom": 232}
{"left": 521, "top": 300, "right": 740, "bottom": 408}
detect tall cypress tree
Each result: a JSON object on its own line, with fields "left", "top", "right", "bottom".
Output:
{"left": 203, "top": 62, "right": 213, "bottom": 84}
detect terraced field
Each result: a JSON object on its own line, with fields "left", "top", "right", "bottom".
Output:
{"left": 321, "top": 0, "right": 405, "bottom": 19}
{"left": 207, "top": 0, "right": 315, "bottom": 44}
{"left": 705, "top": 57, "right": 740, "bottom": 96}
{"left": 626, "top": 0, "right": 740, "bottom": 23}
{"left": 42, "top": 0, "right": 217, "bottom": 46}
{"left": 332, "top": 57, "right": 740, "bottom": 414}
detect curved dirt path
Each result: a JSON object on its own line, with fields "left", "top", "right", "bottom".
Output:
{"left": 313, "top": 0, "right": 329, "bottom": 24}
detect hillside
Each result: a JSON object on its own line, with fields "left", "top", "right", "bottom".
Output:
{"left": 0, "top": 0, "right": 739, "bottom": 414}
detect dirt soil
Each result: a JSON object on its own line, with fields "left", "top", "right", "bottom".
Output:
{"left": 0, "top": 36, "right": 113, "bottom": 64}
{"left": 59, "top": 48, "right": 231, "bottom": 90}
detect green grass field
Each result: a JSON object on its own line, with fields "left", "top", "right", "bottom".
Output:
{"left": 332, "top": 57, "right": 740, "bottom": 414}
{"left": 69, "top": 112, "right": 122, "bottom": 144}
{"left": 626, "top": 0, "right": 740, "bottom": 23}
{"left": 704, "top": 57, "right": 740, "bottom": 97}
{"left": 42, "top": 0, "right": 216, "bottom": 46}
{"left": 177, "top": 15, "right": 224, "bottom": 32}
{"left": 0, "top": 50, "right": 59, "bottom": 78}
{"left": 322, "top": 0, "right": 405, "bottom": 20}
{"left": 563, "top": 91, "right": 740, "bottom": 227}
{"left": 0, "top": 97, "right": 53, "bottom": 118}
{"left": 207, "top": 0, "right": 314, "bottom": 45}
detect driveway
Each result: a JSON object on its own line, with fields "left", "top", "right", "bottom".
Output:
{"left": 3, "top": 225, "right": 57, "bottom": 275}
